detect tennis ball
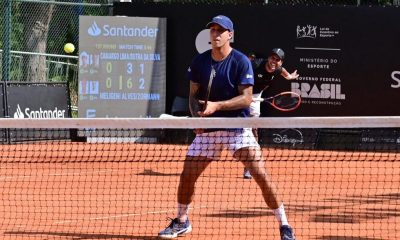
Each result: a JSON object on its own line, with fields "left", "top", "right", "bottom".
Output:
{"left": 64, "top": 43, "right": 75, "bottom": 54}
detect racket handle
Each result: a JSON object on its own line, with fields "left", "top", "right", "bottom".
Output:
{"left": 252, "top": 97, "right": 265, "bottom": 102}
{"left": 201, "top": 101, "right": 208, "bottom": 111}
{"left": 159, "top": 114, "right": 188, "bottom": 119}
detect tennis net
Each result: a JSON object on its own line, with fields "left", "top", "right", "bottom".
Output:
{"left": 0, "top": 117, "right": 399, "bottom": 240}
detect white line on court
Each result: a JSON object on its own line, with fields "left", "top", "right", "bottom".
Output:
{"left": 47, "top": 169, "right": 114, "bottom": 176}
{"left": 53, "top": 206, "right": 208, "bottom": 225}
{"left": 0, "top": 169, "right": 115, "bottom": 181}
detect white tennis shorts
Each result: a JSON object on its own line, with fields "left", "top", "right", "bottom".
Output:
{"left": 249, "top": 92, "right": 263, "bottom": 117}
{"left": 187, "top": 128, "right": 260, "bottom": 159}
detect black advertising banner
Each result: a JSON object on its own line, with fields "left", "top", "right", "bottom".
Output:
{"left": 114, "top": 3, "right": 400, "bottom": 116}
{"left": 78, "top": 16, "right": 167, "bottom": 118}
{"left": 7, "top": 83, "right": 70, "bottom": 119}
{"left": 0, "top": 82, "right": 70, "bottom": 142}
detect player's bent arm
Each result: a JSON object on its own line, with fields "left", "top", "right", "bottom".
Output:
{"left": 216, "top": 85, "right": 253, "bottom": 111}
{"left": 189, "top": 80, "right": 202, "bottom": 117}
{"left": 281, "top": 67, "right": 299, "bottom": 80}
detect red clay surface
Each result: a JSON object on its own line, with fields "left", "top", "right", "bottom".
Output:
{"left": 0, "top": 142, "right": 399, "bottom": 239}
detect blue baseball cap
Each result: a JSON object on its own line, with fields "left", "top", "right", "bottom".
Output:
{"left": 206, "top": 15, "right": 234, "bottom": 32}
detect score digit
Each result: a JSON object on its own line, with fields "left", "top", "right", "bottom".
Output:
{"left": 106, "top": 77, "right": 112, "bottom": 88}
{"left": 140, "top": 63, "right": 144, "bottom": 75}
{"left": 127, "top": 62, "right": 133, "bottom": 74}
{"left": 127, "top": 78, "right": 133, "bottom": 89}
{"left": 139, "top": 78, "right": 145, "bottom": 89}
{"left": 106, "top": 62, "right": 112, "bottom": 73}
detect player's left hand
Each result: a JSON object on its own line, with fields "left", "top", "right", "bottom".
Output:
{"left": 287, "top": 70, "right": 299, "bottom": 80}
{"left": 197, "top": 100, "right": 218, "bottom": 117}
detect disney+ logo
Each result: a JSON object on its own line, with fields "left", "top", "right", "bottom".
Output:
{"left": 272, "top": 129, "right": 304, "bottom": 147}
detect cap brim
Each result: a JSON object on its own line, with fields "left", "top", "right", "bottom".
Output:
{"left": 206, "top": 22, "right": 214, "bottom": 28}
{"left": 271, "top": 53, "right": 284, "bottom": 60}
{"left": 206, "top": 21, "right": 230, "bottom": 31}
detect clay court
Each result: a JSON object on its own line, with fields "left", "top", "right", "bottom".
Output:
{"left": 0, "top": 142, "right": 399, "bottom": 239}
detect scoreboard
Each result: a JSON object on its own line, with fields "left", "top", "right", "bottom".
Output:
{"left": 78, "top": 16, "right": 166, "bottom": 118}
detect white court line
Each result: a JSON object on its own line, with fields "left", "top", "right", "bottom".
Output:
{"left": 53, "top": 206, "right": 208, "bottom": 225}
{"left": 0, "top": 169, "right": 115, "bottom": 181}
{"left": 47, "top": 169, "right": 114, "bottom": 176}
{"left": 0, "top": 175, "right": 32, "bottom": 181}
{"left": 295, "top": 47, "right": 341, "bottom": 51}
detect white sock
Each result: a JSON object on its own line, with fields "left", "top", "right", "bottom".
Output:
{"left": 272, "top": 203, "right": 289, "bottom": 226}
{"left": 177, "top": 203, "right": 189, "bottom": 223}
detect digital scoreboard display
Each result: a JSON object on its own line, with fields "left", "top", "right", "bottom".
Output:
{"left": 78, "top": 16, "right": 166, "bottom": 118}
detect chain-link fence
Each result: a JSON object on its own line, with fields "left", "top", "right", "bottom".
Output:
{"left": 1, "top": 0, "right": 112, "bottom": 79}
{"left": 0, "top": 0, "right": 397, "bottom": 115}
{"left": 0, "top": 0, "right": 111, "bottom": 115}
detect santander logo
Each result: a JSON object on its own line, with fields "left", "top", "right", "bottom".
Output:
{"left": 13, "top": 104, "right": 24, "bottom": 118}
{"left": 88, "top": 21, "right": 101, "bottom": 36}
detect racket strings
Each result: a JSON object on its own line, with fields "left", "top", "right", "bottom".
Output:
{"left": 274, "top": 95, "right": 300, "bottom": 108}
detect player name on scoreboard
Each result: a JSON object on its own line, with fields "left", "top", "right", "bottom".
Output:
{"left": 100, "top": 52, "right": 161, "bottom": 61}
{"left": 99, "top": 92, "right": 161, "bottom": 100}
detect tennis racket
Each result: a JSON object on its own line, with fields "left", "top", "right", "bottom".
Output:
{"left": 202, "top": 66, "right": 216, "bottom": 111}
{"left": 253, "top": 91, "right": 301, "bottom": 112}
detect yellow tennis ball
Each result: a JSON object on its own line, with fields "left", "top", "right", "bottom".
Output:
{"left": 64, "top": 43, "right": 75, "bottom": 54}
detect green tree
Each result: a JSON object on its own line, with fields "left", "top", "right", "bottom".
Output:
{"left": 21, "top": 2, "right": 55, "bottom": 82}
